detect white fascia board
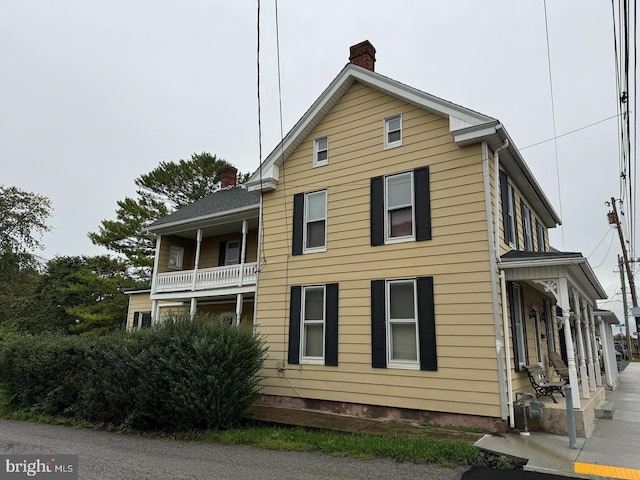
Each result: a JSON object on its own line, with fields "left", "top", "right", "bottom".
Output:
{"left": 499, "top": 256, "right": 586, "bottom": 269}
{"left": 151, "top": 285, "right": 256, "bottom": 300}
{"left": 146, "top": 204, "right": 259, "bottom": 233}
{"left": 246, "top": 164, "right": 280, "bottom": 192}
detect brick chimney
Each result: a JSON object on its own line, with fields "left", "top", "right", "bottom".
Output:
{"left": 349, "top": 40, "right": 376, "bottom": 71}
{"left": 219, "top": 165, "right": 237, "bottom": 189}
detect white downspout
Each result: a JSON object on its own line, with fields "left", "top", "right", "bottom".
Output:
{"left": 491, "top": 133, "right": 513, "bottom": 427}
{"left": 482, "top": 141, "right": 507, "bottom": 420}
{"left": 501, "top": 271, "right": 515, "bottom": 428}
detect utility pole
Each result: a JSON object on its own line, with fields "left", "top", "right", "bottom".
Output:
{"left": 619, "top": 255, "right": 632, "bottom": 356}
{"left": 610, "top": 197, "right": 639, "bottom": 336}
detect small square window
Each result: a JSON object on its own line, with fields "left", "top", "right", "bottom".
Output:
{"left": 168, "top": 246, "right": 184, "bottom": 270}
{"left": 384, "top": 114, "right": 402, "bottom": 149}
{"left": 314, "top": 137, "right": 328, "bottom": 166}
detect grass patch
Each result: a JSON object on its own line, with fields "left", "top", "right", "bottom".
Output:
{"left": 202, "top": 426, "right": 479, "bottom": 466}
{"left": 0, "top": 389, "right": 477, "bottom": 467}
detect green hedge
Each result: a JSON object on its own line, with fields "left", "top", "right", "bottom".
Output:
{"left": 0, "top": 313, "right": 267, "bottom": 431}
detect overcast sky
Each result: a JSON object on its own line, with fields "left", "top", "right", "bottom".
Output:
{"left": 1, "top": 1, "right": 631, "bottom": 322}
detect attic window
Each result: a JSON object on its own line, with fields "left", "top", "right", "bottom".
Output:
{"left": 384, "top": 114, "right": 402, "bottom": 149}
{"left": 314, "top": 136, "right": 328, "bottom": 166}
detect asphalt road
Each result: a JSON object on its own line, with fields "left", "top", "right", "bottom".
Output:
{"left": 0, "top": 419, "right": 470, "bottom": 480}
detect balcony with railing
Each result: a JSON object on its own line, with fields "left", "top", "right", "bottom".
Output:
{"left": 154, "top": 262, "right": 258, "bottom": 293}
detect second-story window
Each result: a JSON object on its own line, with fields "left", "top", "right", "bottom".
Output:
{"left": 521, "top": 201, "right": 533, "bottom": 251}
{"left": 500, "top": 170, "right": 519, "bottom": 249}
{"left": 385, "top": 172, "right": 414, "bottom": 241}
{"left": 384, "top": 114, "right": 402, "bottom": 149}
{"left": 536, "top": 220, "right": 546, "bottom": 252}
{"left": 225, "top": 240, "right": 241, "bottom": 265}
{"left": 314, "top": 136, "right": 328, "bottom": 166}
{"left": 168, "top": 246, "right": 184, "bottom": 270}
{"left": 292, "top": 190, "right": 328, "bottom": 255}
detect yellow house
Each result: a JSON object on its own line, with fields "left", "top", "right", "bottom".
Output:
{"left": 244, "top": 41, "right": 613, "bottom": 435}
{"left": 129, "top": 41, "right": 617, "bottom": 435}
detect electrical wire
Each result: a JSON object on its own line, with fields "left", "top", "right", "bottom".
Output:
{"left": 587, "top": 228, "right": 616, "bottom": 259}
{"left": 543, "top": 0, "right": 564, "bottom": 249}
{"left": 591, "top": 230, "right": 617, "bottom": 269}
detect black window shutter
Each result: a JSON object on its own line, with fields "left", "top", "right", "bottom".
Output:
{"left": 520, "top": 288, "right": 529, "bottom": 366}
{"left": 414, "top": 166, "right": 432, "bottom": 241}
{"left": 500, "top": 170, "right": 509, "bottom": 244}
{"left": 325, "top": 283, "right": 339, "bottom": 366}
{"left": 218, "top": 241, "right": 227, "bottom": 266}
{"left": 507, "top": 282, "right": 521, "bottom": 370}
{"left": 133, "top": 312, "right": 139, "bottom": 329}
{"left": 371, "top": 280, "right": 387, "bottom": 368}
{"left": 417, "top": 277, "right": 437, "bottom": 371}
{"left": 520, "top": 200, "right": 526, "bottom": 250}
{"left": 512, "top": 187, "right": 519, "bottom": 250}
{"left": 370, "top": 176, "right": 384, "bottom": 246}
{"left": 292, "top": 194, "right": 304, "bottom": 256}
{"left": 288, "top": 286, "right": 302, "bottom": 364}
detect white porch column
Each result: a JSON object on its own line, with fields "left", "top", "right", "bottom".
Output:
{"left": 151, "top": 299, "right": 159, "bottom": 325}
{"left": 239, "top": 220, "right": 248, "bottom": 287}
{"left": 589, "top": 306, "right": 603, "bottom": 387}
{"left": 582, "top": 302, "right": 597, "bottom": 391}
{"left": 235, "top": 293, "right": 243, "bottom": 325}
{"left": 599, "top": 316, "right": 619, "bottom": 387}
{"left": 150, "top": 234, "right": 162, "bottom": 295}
{"left": 190, "top": 297, "right": 197, "bottom": 318}
{"left": 558, "top": 278, "right": 581, "bottom": 408}
{"left": 191, "top": 228, "right": 203, "bottom": 291}
{"left": 573, "top": 289, "right": 590, "bottom": 399}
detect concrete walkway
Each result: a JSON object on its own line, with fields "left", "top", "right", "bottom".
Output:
{"left": 476, "top": 362, "right": 640, "bottom": 479}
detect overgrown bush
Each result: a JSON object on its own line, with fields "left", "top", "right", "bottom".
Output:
{"left": 0, "top": 313, "right": 267, "bottom": 431}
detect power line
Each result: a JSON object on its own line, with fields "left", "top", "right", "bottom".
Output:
{"left": 543, "top": 0, "right": 564, "bottom": 248}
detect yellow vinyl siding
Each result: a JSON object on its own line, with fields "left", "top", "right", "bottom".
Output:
{"left": 256, "top": 81, "right": 501, "bottom": 418}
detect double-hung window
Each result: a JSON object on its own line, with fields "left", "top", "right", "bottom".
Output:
{"left": 288, "top": 283, "right": 339, "bottom": 366}
{"left": 168, "top": 246, "right": 184, "bottom": 270}
{"left": 387, "top": 280, "right": 419, "bottom": 365}
{"left": 385, "top": 172, "right": 414, "bottom": 241}
{"left": 292, "top": 190, "right": 327, "bottom": 255}
{"left": 508, "top": 282, "right": 528, "bottom": 371}
{"left": 521, "top": 202, "right": 533, "bottom": 251}
{"left": 314, "top": 136, "right": 328, "bottom": 167}
{"left": 384, "top": 114, "right": 402, "bottom": 149}
{"left": 371, "top": 167, "right": 431, "bottom": 245}
{"left": 500, "top": 170, "right": 519, "bottom": 249}
{"left": 536, "top": 220, "right": 546, "bottom": 252}
{"left": 371, "top": 277, "right": 437, "bottom": 371}
{"left": 225, "top": 240, "right": 241, "bottom": 265}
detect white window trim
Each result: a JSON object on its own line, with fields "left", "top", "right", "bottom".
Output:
{"left": 225, "top": 240, "right": 241, "bottom": 265}
{"left": 384, "top": 171, "right": 415, "bottom": 244}
{"left": 168, "top": 246, "right": 184, "bottom": 270}
{"left": 300, "top": 285, "right": 326, "bottom": 364}
{"left": 384, "top": 114, "right": 403, "bottom": 149}
{"left": 522, "top": 205, "right": 533, "bottom": 251}
{"left": 386, "top": 279, "right": 419, "bottom": 370}
{"left": 313, "top": 136, "right": 329, "bottom": 167}
{"left": 506, "top": 183, "right": 516, "bottom": 247}
{"left": 303, "top": 190, "right": 327, "bottom": 254}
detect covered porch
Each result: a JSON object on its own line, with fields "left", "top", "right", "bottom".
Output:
{"left": 500, "top": 251, "right": 613, "bottom": 436}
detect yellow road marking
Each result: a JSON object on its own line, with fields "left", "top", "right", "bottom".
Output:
{"left": 574, "top": 462, "right": 640, "bottom": 480}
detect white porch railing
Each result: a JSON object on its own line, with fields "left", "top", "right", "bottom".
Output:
{"left": 154, "top": 262, "right": 258, "bottom": 293}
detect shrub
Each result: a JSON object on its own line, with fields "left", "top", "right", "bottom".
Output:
{"left": 0, "top": 313, "right": 267, "bottom": 431}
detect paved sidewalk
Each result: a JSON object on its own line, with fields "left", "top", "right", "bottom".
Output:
{"left": 476, "top": 362, "right": 640, "bottom": 479}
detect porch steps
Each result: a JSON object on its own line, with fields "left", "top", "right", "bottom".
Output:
{"left": 595, "top": 400, "right": 616, "bottom": 420}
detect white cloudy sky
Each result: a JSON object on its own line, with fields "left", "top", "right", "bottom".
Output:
{"left": 0, "top": 1, "right": 632, "bottom": 321}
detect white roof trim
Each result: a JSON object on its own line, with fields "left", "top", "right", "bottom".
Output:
{"left": 247, "top": 64, "right": 495, "bottom": 192}
{"left": 146, "top": 204, "right": 259, "bottom": 233}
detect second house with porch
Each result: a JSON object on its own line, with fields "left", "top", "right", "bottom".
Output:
{"left": 126, "top": 167, "right": 260, "bottom": 328}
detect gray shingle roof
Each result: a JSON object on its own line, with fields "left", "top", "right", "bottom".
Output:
{"left": 149, "top": 187, "right": 259, "bottom": 228}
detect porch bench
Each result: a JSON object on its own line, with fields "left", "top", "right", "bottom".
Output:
{"left": 524, "top": 364, "right": 566, "bottom": 403}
